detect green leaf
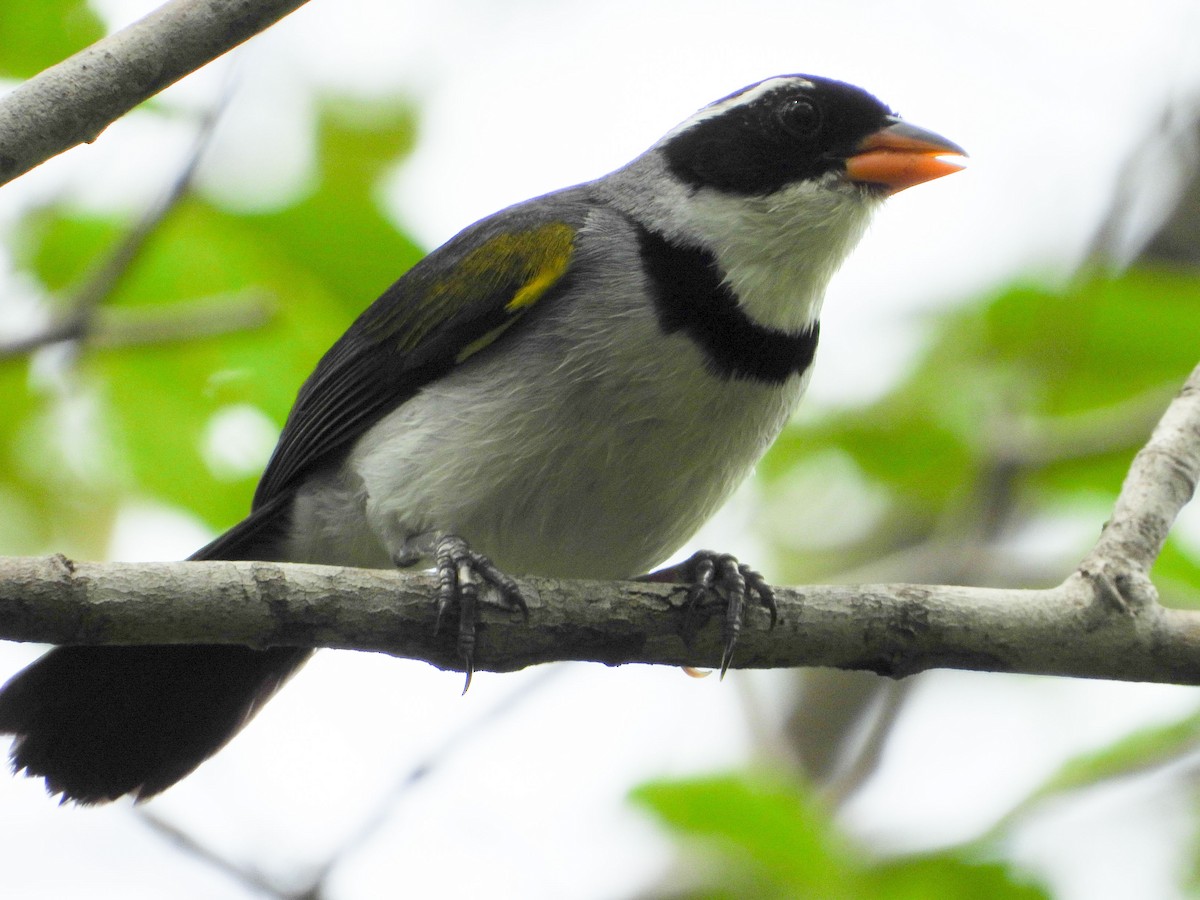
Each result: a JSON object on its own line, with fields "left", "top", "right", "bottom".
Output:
{"left": 965, "top": 268, "right": 1200, "bottom": 414}
{"left": 975, "top": 704, "right": 1200, "bottom": 851}
{"left": 0, "top": 1, "right": 104, "bottom": 79}
{"left": 1025, "top": 708, "right": 1200, "bottom": 805}
{"left": 632, "top": 772, "right": 1047, "bottom": 899}
{"left": 767, "top": 412, "right": 974, "bottom": 509}
{"left": 864, "top": 855, "right": 1047, "bottom": 900}
{"left": 632, "top": 772, "right": 855, "bottom": 898}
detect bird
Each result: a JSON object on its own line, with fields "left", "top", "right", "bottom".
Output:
{"left": 0, "top": 74, "right": 964, "bottom": 804}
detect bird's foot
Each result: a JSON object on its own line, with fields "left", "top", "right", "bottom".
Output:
{"left": 643, "top": 551, "right": 776, "bottom": 677}
{"left": 431, "top": 535, "right": 527, "bottom": 693}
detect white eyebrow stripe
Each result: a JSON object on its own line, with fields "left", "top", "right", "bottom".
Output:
{"left": 662, "top": 76, "right": 816, "bottom": 141}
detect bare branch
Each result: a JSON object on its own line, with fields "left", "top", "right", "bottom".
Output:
{"left": 0, "top": 555, "right": 1192, "bottom": 686}
{"left": 0, "top": 364, "right": 1196, "bottom": 686}
{"left": 136, "top": 807, "right": 289, "bottom": 900}
{"left": 0, "top": 0, "right": 311, "bottom": 188}
{"left": 0, "top": 286, "right": 275, "bottom": 361}
{"left": 293, "top": 667, "right": 567, "bottom": 899}
{"left": 135, "top": 668, "right": 566, "bottom": 900}
{"left": 85, "top": 289, "right": 275, "bottom": 349}
{"left": 1077, "top": 361, "right": 1200, "bottom": 607}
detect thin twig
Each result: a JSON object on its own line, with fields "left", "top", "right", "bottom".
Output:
{"left": 88, "top": 289, "right": 275, "bottom": 349}
{"left": 134, "top": 667, "right": 567, "bottom": 900}
{"left": 297, "top": 667, "right": 567, "bottom": 898}
{"left": 0, "top": 75, "right": 236, "bottom": 362}
{"left": 0, "top": 289, "right": 274, "bottom": 361}
{"left": 137, "top": 806, "right": 287, "bottom": 899}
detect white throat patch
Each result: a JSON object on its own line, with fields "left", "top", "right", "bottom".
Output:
{"left": 678, "top": 176, "right": 880, "bottom": 333}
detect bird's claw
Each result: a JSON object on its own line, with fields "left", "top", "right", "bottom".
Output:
{"left": 677, "top": 551, "right": 776, "bottom": 677}
{"left": 432, "top": 535, "right": 527, "bottom": 693}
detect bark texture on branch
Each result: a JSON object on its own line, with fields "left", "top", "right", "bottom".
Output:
{"left": 0, "top": 0, "right": 311, "bottom": 187}
{"left": 0, "top": 363, "right": 1197, "bottom": 685}
{"left": 0, "top": 555, "right": 1198, "bottom": 685}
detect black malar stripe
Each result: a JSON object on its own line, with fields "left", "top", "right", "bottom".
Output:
{"left": 636, "top": 225, "right": 819, "bottom": 383}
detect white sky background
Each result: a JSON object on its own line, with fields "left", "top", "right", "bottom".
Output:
{"left": 3, "top": 0, "right": 1200, "bottom": 898}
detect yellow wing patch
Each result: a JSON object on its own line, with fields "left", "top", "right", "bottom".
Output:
{"left": 502, "top": 225, "right": 575, "bottom": 311}
{"left": 393, "top": 221, "right": 577, "bottom": 354}
{"left": 446, "top": 221, "right": 576, "bottom": 311}
{"left": 508, "top": 264, "right": 563, "bottom": 312}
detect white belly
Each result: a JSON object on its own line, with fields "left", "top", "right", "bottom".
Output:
{"left": 307, "top": 297, "right": 810, "bottom": 580}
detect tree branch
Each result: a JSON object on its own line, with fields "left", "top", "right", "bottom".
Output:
{"left": 0, "top": 552, "right": 1191, "bottom": 683}
{"left": 0, "top": 289, "right": 275, "bottom": 360}
{"left": 0, "top": 0, "right": 311, "bottom": 187}
{"left": 0, "top": 84, "right": 254, "bottom": 362}
{"left": 0, "top": 363, "right": 1196, "bottom": 684}
{"left": 1077, "top": 360, "right": 1200, "bottom": 609}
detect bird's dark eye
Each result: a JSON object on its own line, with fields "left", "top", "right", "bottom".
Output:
{"left": 775, "top": 98, "right": 821, "bottom": 139}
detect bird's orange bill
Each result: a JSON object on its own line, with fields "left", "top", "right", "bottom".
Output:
{"left": 845, "top": 120, "right": 967, "bottom": 194}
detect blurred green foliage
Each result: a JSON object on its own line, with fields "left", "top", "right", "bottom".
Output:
{"left": 0, "top": 0, "right": 103, "bottom": 79}
{"left": 1, "top": 37, "right": 1199, "bottom": 897}
{"left": 1, "top": 101, "right": 420, "bottom": 549}
{"left": 761, "top": 270, "right": 1200, "bottom": 596}
{"left": 632, "top": 773, "right": 1048, "bottom": 899}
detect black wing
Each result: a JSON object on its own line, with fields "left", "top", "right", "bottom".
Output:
{"left": 252, "top": 211, "right": 583, "bottom": 507}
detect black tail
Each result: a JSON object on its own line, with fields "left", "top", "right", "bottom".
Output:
{"left": 0, "top": 496, "right": 312, "bottom": 804}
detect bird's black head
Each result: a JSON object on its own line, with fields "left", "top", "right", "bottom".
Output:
{"left": 662, "top": 74, "right": 898, "bottom": 196}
